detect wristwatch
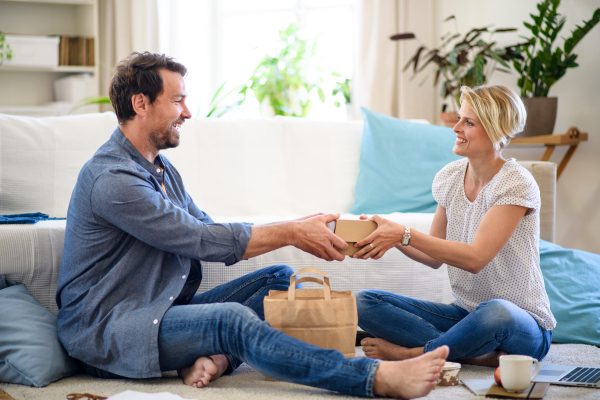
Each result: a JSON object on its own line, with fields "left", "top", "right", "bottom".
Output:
{"left": 401, "top": 226, "right": 411, "bottom": 246}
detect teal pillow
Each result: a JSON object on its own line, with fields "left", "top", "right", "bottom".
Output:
{"left": 0, "top": 276, "right": 81, "bottom": 387}
{"left": 539, "top": 240, "right": 600, "bottom": 346}
{"left": 350, "top": 108, "right": 461, "bottom": 214}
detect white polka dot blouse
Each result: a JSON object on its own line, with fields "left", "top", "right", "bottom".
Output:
{"left": 432, "top": 158, "right": 556, "bottom": 330}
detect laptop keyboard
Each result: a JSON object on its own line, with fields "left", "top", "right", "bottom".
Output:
{"left": 559, "top": 367, "right": 600, "bottom": 383}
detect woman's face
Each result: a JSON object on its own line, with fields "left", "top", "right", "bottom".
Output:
{"left": 452, "top": 101, "right": 495, "bottom": 157}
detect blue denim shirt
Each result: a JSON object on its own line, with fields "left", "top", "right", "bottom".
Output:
{"left": 56, "top": 128, "right": 252, "bottom": 378}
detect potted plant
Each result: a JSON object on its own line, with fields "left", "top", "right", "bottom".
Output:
{"left": 511, "top": 0, "right": 600, "bottom": 136}
{"left": 332, "top": 72, "right": 352, "bottom": 118}
{"left": 391, "top": 16, "right": 523, "bottom": 127}
{"left": 239, "top": 23, "right": 326, "bottom": 117}
{"left": 0, "top": 30, "right": 13, "bottom": 66}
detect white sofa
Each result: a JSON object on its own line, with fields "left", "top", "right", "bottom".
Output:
{"left": 5, "top": 112, "right": 600, "bottom": 400}
{"left": 0, "top": 112, "right": 557, "bottom": 316}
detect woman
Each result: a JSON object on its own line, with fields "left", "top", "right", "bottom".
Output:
{"left": 354, "top": 85, "right": 555, "bottom": 367}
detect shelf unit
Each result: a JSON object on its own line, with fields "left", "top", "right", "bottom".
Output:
{"left": 0, "top": 0, "right": 99, "bottom": 115}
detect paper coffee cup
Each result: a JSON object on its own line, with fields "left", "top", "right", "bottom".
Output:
{"left": 437, "top": 362, "right": 461, "bottom": 386}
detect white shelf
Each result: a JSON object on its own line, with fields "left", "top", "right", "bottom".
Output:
{"left": 0, "top": 1, "right": 94, "bottom": 5}
{"left": 0, "top": 65, "right": 95, "bottom": 73}
{"left": 0, "top": 0, "right": 99, "bottom": 109}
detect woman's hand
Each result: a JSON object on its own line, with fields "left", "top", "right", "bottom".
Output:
{"left": 352, "top": 214, "right": 404, "bottom": 259}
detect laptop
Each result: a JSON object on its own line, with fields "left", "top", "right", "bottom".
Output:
{"left": 533, "top": 365, "right": 600, "bottom": 388}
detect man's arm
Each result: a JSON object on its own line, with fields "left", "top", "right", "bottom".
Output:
{"left": 243, "top": 213, "right": 348, "bottom": 262}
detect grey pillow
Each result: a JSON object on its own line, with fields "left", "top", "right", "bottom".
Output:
{"left": 0, "top": 275, "right": 81, "bottom": 387}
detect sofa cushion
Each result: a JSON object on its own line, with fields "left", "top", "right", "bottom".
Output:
{"left": 539, "top": 240, "right": 600, "bottom": 346}
{"left": 0, "top": 112, "right": 117, "bottom": 218}
{"left": 350, "top": 108, "right": 461, "bottom": 214}
{"left": 205, "top": 213, "right": 455, "bottom": 305}
{"left": 163, "top": 117, "right": 365, "bottom": 216}
{"left": 0, "top": 275, "right": 81, "bottom": 387}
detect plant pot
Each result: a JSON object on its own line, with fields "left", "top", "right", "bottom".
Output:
{"left": 440, "top": 112, "right": 458, "bottom": 128}
{"left": 345, "top": 103, "right": 353, "bottom": 120}
{"left": 521, "top": 97, "right": 558, "bottom": 137}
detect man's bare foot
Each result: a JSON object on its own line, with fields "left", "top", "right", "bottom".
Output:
{"left": 178, "top": 354, "right": 230, "bottom": 388}
{"left": 373, "top": 345, "right": 449, "bottom": 399}
{"left": 460, "top": 350, "right": 507, "bottom": 367}
{"left": 361, "top": 338, "right": 424, "bottom": 360}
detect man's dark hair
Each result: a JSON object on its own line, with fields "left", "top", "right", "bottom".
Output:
{"left": 109, "top": 52, "right": 187, "bottom": 124}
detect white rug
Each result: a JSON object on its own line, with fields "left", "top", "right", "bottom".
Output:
{"left": 1, "top": 344, "right": 599, "bottom": 400}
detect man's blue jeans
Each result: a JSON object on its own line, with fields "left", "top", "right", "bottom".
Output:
{"left": 356, "top": 290, "right": 552, "bottom": 362}
{"left": 84, "top": 265, "right": 379, "bottom": 397}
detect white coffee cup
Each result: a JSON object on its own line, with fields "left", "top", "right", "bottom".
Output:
{"left": 499, "top": 355, "right": 540, "bottom": 392}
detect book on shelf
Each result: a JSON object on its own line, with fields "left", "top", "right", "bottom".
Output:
{"left": 59, "top": 36, "right": 95, "bottom": 67}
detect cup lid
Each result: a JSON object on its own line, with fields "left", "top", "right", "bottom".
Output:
{"left": 441, "top": 362, "right": 461, "bottom": 370}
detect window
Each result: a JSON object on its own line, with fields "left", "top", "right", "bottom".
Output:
{"left": 158, "top": 0, "right": 355, "bottom": 119}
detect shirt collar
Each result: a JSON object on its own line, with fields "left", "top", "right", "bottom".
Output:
{"left": 111, "top": 127, "right": 165, "bottom": 178}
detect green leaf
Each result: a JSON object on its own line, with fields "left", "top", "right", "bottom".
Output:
{"left": 474, "top": 55, "right": 485, "bottom": 85}
{"left": 317, "top": 87, "right": 325, "bottom": 103}
{"left": 69, "top": 96, "right": 112, "bottom": 114}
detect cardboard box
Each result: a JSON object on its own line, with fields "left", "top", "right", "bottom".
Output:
{"left": 328, "top": 219, "right": 377, "bottom": 256}
{"left": 4, "top": 35, "right": 59, "bottom": 67}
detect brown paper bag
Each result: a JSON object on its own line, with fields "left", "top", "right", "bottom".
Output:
{"left": 263, "top": 267, "right": 358, "bottom": 379}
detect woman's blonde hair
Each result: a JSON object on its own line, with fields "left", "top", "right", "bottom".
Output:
{"left": 459, "top": 85, "right": 526, "bottom": 151}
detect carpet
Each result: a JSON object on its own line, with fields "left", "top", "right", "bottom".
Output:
{"left": 1, "top": 344, "right": 598, "bottom": 400}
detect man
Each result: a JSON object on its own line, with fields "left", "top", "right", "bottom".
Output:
{"left": 56, "top": 51, "right": 448, "bottom": 398}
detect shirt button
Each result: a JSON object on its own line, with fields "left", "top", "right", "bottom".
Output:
{"left": 169, "top": 296, "right": 174, "bottom": 301}
{"left": 153, "top": 319, "right": 158, "bottom": 324}
{"left": 182, "top": 275, "right": 186, "bottom": 279}
{"left": 156, "top": 168, "right": 161, "bottom": 173}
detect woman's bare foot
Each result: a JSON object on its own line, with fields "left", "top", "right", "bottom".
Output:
{"left": 461, "top": 350, "right": 507, "bottom": 367}
{"left": 362, "top": 338, "right": 424, "bottom": 360}
{"left": 373, "top": 345, "right": 449, "bottom": 399}
{"left": 178, "top": 354, "right": 230, "bottom": 388}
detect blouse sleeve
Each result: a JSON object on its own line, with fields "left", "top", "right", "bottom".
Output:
{"left": 432, "top": 160, "right": 461, "bottom": 209}
{"left": 490, "top": 166, "right": 541, "bottom": 213}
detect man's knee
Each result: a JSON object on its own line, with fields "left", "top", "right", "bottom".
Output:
{"left": 265, "top": 264, "right": 295, "bottom": 279}
{"left": 219, "top": 302, "right": 260, "bottom": 323}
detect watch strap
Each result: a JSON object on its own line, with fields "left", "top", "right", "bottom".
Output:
{"left": 401, "top": 226, "right": 411, "bottom": 246}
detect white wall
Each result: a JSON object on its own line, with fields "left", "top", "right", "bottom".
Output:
{"left": 430, "top": 0, "right": 600, "bottom": 254}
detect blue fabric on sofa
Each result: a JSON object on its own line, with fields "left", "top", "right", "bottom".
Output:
{"left": 350, "top": 107, "right": 461, "bottom": 214}
{"left": 539, "top": 240, "right": 600, "bottom": 346}
{"left": 0, "top": 276, "right": 81, "bottom": 387}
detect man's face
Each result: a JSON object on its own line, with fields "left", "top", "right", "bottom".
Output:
{"left": 146, "top": 69, "right": 191, "bottom": 151}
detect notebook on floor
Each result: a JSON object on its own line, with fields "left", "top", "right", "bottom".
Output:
{"left": 533, "top": 365, "right": 600, "bottom": 388}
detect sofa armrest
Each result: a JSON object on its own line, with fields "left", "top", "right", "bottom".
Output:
{"left": 0, "top": 220, "right": 65, "bottom": 315}
{"left": 517, "top": 161, "right": 556, "bottom": 243}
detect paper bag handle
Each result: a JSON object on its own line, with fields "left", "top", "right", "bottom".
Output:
{"left": 289, "top": 267, "right": 331, "bottom": 301}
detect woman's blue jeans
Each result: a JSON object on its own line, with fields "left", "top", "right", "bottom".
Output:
{"left": 356, "top": 290, "right": 552, "bottom": 362}
{"left": 84, "top": 265, "right": 379, "bottom": 397}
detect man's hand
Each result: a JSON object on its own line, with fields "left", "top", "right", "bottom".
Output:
{"left": 291, "top": 213, "right": 347, "bottom": 262}
{"left": 243, "top": 213, "right": 347, "bottom": 261}
{"left": 352, "top": 214, "right": 403, "bottom": 260}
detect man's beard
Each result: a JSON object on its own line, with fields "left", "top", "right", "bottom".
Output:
{"left": 149, "top": 122, "right": 181, "bottom": 150}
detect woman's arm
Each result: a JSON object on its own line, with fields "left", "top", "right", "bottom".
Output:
{"left": 355, "top": 206, "right": 447, "bottom": 268}
{"left": 354, "top": 204, "right": 528, "bottom": 274}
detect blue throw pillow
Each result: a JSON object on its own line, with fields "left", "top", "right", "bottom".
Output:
{"left": 0, "top": 276, "right": 81, "bottom": 387}
{"left": 350, "top": 108, "right": 461, "bottom": 214}
{"left": 539, "top": 240, "right": 600, "bottom": 346}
